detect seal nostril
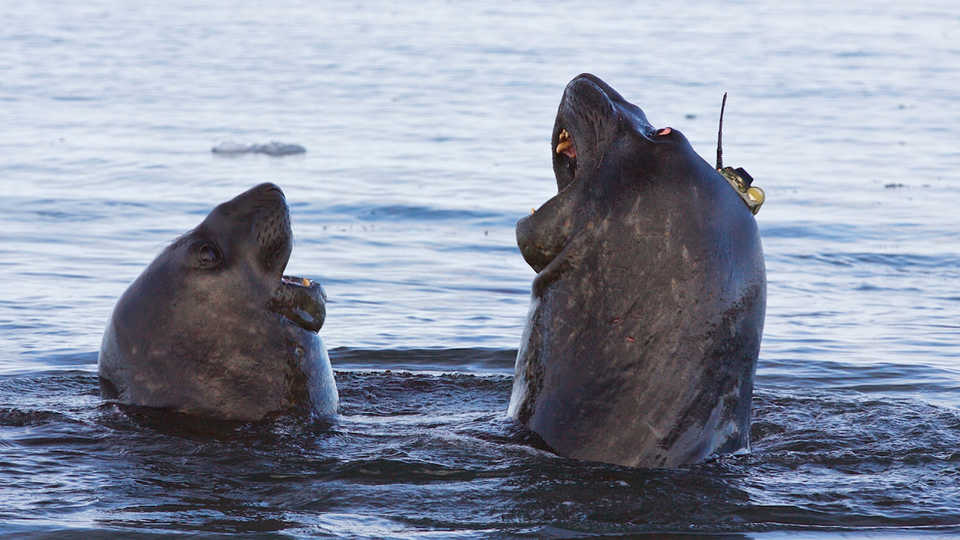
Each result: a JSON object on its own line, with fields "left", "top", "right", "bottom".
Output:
{"left": 255, "top": 182, "right": 286, "bottom": 201}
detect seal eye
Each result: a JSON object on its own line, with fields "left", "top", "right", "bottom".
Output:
{"left": 194, "top": 243, "right": 222, "bottom": 269}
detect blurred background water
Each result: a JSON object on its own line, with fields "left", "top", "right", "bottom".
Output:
{"left": 1, "top": 1, "right": 959, "bottom": 537}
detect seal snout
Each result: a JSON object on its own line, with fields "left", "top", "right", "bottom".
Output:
{"left": 247, "top": 185, "right": 293, "bottom": 278}
{"left": 244, "top": 184, "right": 326, "bottom": 333}
{"left": 566, "top": 73, "right": 626, "bottom": 103}
{"left": 551, "top": 74, "right": 623, "bottom": 193}
{"left": 253, "top": 182, "right": 286, "bottom": 200}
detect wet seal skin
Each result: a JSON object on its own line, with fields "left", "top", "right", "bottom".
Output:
{"left": 507, "top": 74, "right": 766, "bottom": 468}
{"left": 98, "top": 183, "right": 338, "bottom": 421}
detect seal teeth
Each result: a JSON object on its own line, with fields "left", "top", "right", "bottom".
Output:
{"left": 556, "top": 129, "right": 575, "bottom": 156}
{"left": 282, "top": 275, "right": 313, "bottom": 288}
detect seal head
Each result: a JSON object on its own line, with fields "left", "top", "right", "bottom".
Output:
{"left": 509, "top": 74, "right": 766, "bottom": 468}
{"left": 99, "top": 183, "right": 338, "bottom": 421}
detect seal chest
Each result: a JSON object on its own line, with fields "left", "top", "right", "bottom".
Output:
{"left": 508, "top": 74, "right": 766, "bottom": 468}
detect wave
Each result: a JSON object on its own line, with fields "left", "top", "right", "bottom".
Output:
{"left": 782, "top": 252, "right": 960, "bottom": 271}
{"left": 2, "top": 362, "right": 960, "bottom": 535}
{"left": 330, "top": 347, "right": 516, "bottom": 373}
{"left": 295, "top": 203, "right": 513, "bottom": 225}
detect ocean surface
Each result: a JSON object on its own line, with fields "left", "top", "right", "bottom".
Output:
{"left": 2, "top": 1, "right": 959, "bottom": 537}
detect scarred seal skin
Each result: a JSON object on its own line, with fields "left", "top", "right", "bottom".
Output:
{"left": 98, "top": 183, "right": 338, "bottom": 421}
{"left": 507, "top": 74, "right": 766, "bottom": 468}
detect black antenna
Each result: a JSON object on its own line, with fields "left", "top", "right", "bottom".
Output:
{"left": 716, "top": 92, "right": 727, "bottom": 169}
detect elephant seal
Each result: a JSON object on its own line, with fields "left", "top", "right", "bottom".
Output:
{"left": 507, "top": 74, "right": 766, "bottom": 468}
{"left": 99, "top": 183, "right": 338, "bottom": 421}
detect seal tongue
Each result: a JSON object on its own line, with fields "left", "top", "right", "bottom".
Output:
{"left": 268, "top": 276, "right": 326, "bottom": 332}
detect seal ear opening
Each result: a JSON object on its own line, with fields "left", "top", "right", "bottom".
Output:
{"left": 191, "top": 242, "right": 223, "bottom": 270}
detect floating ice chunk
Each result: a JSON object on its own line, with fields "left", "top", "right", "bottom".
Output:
{"left": 211, "top": 141, "right": 251, "bottom": 154}
{"left": 253, "top": 141, "right": 307, "bottom": 156}
{"left": 211, "top": 141, "right": 306, "bottom": 156}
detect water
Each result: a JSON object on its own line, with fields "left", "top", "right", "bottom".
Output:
{"left": 1, "top": 0, "right": 959, "bottom": 537}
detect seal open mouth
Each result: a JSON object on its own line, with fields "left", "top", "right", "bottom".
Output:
{"left": 269, "top": 275, "right": 326, "bottom": 333}
{"left": 551, "top": 124, "right": 580, "bottom": 193}
{"left": 240, "top": 183, "right": 326, "bottom": 334}
{"left": 555, "top": 128, "right": 577, "bottom": 160}
{"left": 555, "top": 128, "right": 575, "bottom": 157}
{"left": 548, "top": 74, "right": 630, "bottom": 194}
